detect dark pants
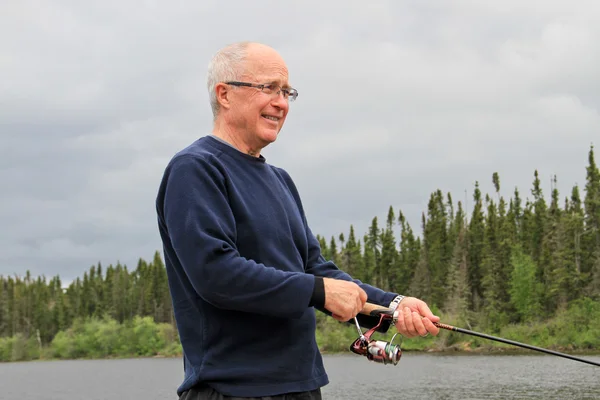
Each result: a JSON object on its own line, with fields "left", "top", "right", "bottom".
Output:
{"left": 179, "top": 385, "right": 322, "bottom": 400}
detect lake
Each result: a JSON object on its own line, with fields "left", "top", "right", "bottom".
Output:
{"left": 1, "top": 352, "right": 599, "bottom": 399}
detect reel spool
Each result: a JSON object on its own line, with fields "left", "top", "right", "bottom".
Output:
{"left": 350, "top": 314, "right": 402, "bottom": 365}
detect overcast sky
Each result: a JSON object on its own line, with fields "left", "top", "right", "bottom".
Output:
{"left": 2, "top": 1, "right": 599, "bottom": 283}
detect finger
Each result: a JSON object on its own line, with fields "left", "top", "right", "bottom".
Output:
{"left": 403, "top": 306, "right": 418, "bottom": 337}
{"left": 344, "top": 304, "right": 354, "bottom": 321}
{"left": 359, "top": 288, "right": 368, "bottom": 304}
{"left": 332, "top": 313, "right": 347, "bottom": 322}
{"left": 355, "top": 291, "right": 363, "bottom": 315}
{"left": 411, "top": 311, "right": 428, "bottom": 336}
{"left": 417, "top": 302, "right": 440, "bottom": 322}
{"left": 422, "top": 317, "right": 440, "bottom": 336}
{"left": 394, "top": 309, "right": 408, "bottom": 336}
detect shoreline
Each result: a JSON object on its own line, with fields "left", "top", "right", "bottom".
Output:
{"left": 3, "top": 344, "right": 599, "bottom": 364}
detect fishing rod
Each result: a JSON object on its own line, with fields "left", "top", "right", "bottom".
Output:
{"left": 350, "top": 302, "right": 600, "bottom": 367}
{"left": 433, "top": 321, "right": 600, "bottom": 367}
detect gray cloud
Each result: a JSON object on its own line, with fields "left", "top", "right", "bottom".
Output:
{"left": 1, "top": 0, "right": 599, "bottom": 283}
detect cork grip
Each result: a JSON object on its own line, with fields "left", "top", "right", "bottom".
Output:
{"left": 360, "top": 302, "right": 394, "bottom": 317}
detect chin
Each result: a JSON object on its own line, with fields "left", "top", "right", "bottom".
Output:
{"left": 258, "top": 129, "right": 280, "bottom": 144}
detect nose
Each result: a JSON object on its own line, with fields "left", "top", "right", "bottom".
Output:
{"left": 270, "top": 91, "right": 289, "bottom": 111}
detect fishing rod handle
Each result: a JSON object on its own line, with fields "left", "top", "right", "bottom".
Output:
{"left": 360, "top": 302, "right": 395, "bottom": 317}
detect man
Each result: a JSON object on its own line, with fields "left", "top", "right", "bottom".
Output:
{"left": 156, "top": 41, "right": 440, "bottom": 400}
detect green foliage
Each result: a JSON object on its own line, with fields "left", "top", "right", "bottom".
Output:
{"left": 0, "top": 316, "right": 180, "bottom": 362}
{"left": 0, "top": 251, "right": 174, "bottom": 349}
{"left": 509, "top": 246, "right": 543, "bottom": 322}
{"left": 0, "top": 334, "right": 40, "bottom": 362}
{"left": 314, "top": 313, "right": 358, "bottom": 353}
{"left": 497, "top": 297, "right": 600, "bottom": 351}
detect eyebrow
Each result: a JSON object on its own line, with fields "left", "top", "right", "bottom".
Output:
{"left": 265, "top": 79, "right": 291, "bottom": 89}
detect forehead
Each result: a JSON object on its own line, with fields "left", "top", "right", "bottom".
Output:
{"left": 242, "top": 48, "right": 290, "bottom": 85}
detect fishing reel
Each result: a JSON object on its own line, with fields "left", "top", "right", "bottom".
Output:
{"left": 349, "top": 313, "right": 402, "bottom": 365}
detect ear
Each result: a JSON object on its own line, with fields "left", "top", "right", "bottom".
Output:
{"left": 215, "top": 82, "right": 232, "bottom": 110}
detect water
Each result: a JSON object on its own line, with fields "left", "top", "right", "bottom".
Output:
{"left": 1, "top": 353, "right": 599, "bottom": 399}
{"left": 324, "top": 353, "right": 600, "bottom": 399}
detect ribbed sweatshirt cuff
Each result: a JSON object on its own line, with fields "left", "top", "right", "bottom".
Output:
{"left": 308, "top": 276, "right": 325, "bottom": 308}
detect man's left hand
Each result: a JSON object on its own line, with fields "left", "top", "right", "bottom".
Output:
{"left": 393, "top": 297, "right": 440, "bottom": 338}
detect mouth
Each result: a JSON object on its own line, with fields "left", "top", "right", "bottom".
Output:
{"left": 262, "top": 114, "right": 281, "bottom": 123}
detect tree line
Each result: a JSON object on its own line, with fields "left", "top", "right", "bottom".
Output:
{"left": 317, "top": 145, "right": 600, "bottom": 331}
{"left": 0, "top": 252, "right": 173, "bottom": 346}
{"left": 1, "top": 145, "right": 599, "bottom": 346}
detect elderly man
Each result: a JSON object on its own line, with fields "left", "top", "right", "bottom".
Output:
{"left": 156, "top": 41, "right": 440, "bottom": 400}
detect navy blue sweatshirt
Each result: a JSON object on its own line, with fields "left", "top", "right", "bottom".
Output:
{"left": 155, "top": 135, "right": 398, "bottom": 397}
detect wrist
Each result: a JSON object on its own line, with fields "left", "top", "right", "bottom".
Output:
{"left": 388, "top": 295, "right": 405, "bottom": 311}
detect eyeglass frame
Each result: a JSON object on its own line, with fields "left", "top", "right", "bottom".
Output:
{"left": 224, "top": 81, "right": 298, "bottom": 102}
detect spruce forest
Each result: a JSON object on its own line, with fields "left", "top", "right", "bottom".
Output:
{"left": 1, "top": 145, "right": 599, "bottom": 361}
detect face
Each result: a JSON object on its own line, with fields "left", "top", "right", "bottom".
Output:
{"left": 222, "top": 45, "right": 292, "bottom": 151}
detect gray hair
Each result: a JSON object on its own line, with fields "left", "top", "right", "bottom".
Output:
{"left": 207, "top": 41, "right": 251, "bottom": 119}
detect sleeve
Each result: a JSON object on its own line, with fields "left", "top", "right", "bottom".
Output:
{"left": 276, "top": 168, "right": 400, "bottom": 331}
{"left": 304, "top": 227, "right": 399, "bottom": 332}
{"left": 160, "top": 155, "right": 315, "bottom": 319}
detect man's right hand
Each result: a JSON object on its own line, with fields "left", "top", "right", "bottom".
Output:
{"left": 323, "top": 278, "right": 368, "bottom": 321}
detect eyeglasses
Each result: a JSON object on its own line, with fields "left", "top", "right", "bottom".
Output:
{"left": 225, "top": 81, "right": 298, "bottom": 102}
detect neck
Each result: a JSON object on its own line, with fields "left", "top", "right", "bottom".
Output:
{"left": 212, "top": 120, "right": 261, "bottom": 157}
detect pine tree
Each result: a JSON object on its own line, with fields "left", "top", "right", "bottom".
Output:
{"left": 95, "top": 263, "right": 104, "bottom": 317}
{"left": 446, "top": 193, "right": 458, "bottom": 263}
{"left": 396, "top": 211, "right": 419, "bottom": 295}
{"left": 316, "top": 235, "right": 329, "bottom": 260}
{"left": 541, "top": 176, "right": 566, "bottom": 313}
{"left": 409, "top": 246, "right": 432, "bottom": 302}
{"left": 329, "top": 237, "right": 340, "bottom": 267}
{"left": 445, "top": 202, "right": 472, "bottom": 326}
{"left": 365, "top": 217, "right": 381, "bottom": 287}
{"left": 379, "top": 206, "right": 397, "bottom": 291}
{"left": 342, "top": 225, "right": 364, "bottom": 281}
{"left": 422, "top": 190, "right": 451, "bottom": 308}
{"left": 508, "top": 187, "right": 523, "bottom": 245}
{"left": 362, "top": 234, "right": 375, "bottom": 285}
{"left": 409, "top": 213, "right": 432, "bottom": 302}
{"left": 113, "top": 262, "right": 129, "bottom": 323}
{"left": 152, "top": 251, "right": 172, "bottom": 323}
{"left": 583, "top": 145, "right": 600, "bottom": 294}
{"left": 497, "top": 195, "right": 515, "bottom": 314}
{"left": 0, "top": 278, "right": 8, "bottom": 336}
{"left": 468, "top": 182, "right": 485, "bottom": 311}
{"left": 566, "top": 186, "right": 586, "bottom": 295}
{"left": 481, "top": 192, "right": 506, "bottom": 329}
{"left": 588, "top": 254, "right": 600, "bottom": 299}
{"left": 530, "top": 170, "right": 548, "bottom": 264}
{"left": 52, "top": 279, "right": 67, "bottom": 333}
{"left": 7, "top": 277, "right": 16, "bottom": 337}
{"left": 104, "top": 265, "right": 115, "bottom": 318}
